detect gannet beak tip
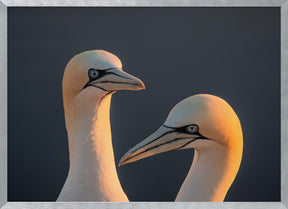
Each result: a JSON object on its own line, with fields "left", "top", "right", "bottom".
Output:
{"left": 133, "top": 78, "right": 145, "bottom": 90}
{"left": 118, "top": 152, "right": 131, "bottom": 167}
{"left": 118, "top": 162, "right": 124, "bottom": 167}
{"left": 118, "top": 159, "right": 125, "bottom": 167}
{"left": 140, "top": 81, "right": 145, "bottom": 90}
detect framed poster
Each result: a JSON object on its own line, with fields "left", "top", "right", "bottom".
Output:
{"left": 0, "top": 1, "right": 287, "bottom": 209}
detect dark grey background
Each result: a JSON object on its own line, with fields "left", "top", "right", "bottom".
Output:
{"left": 8, "top": 7, "right": 280, "bottom": 201}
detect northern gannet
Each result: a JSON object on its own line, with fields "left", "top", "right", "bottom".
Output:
{"left": 57, "top": 50, "right": 145, "bottom": 202}
{"left": 119, "top": 94, "right": 243, "bottom": 202}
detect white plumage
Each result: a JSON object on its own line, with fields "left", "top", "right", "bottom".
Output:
{"left": 57, "top": 50, "right": 144, "bottom": 201}
{"left": 119, "top": 94, "right": 243, "bottom": 202}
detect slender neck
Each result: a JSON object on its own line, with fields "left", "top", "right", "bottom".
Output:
{"left": 176, "top": 141, "right": 242, "bottom": 202}
{"left": 58, "top": 93, "right": 128, "bottom": 202}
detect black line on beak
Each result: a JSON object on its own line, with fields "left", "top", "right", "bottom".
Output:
{"left": 176, "top": 137, "right": 203, "bottom": 150}
{"left": 85, "top": 84, "right": 108, "bottom": 92}
{"left": 131, "top": 129, "right": 175, "bottom": 152}
{"left": 121, "top": 124, "right": 209, "bottom": 165}
{"left": 83, "top": 67, "right": 135, "bottom": 91}
{"left": 122, "top": 137, "right": 185, "bottom": 164}
{"left": 121, "top": 136, "right": 204, "bottom": 165}
{"left": 83, "top": 68, "right": 118, "bottom": 89}
{"left": 105, "top": 70, "right": 134, "bottom": 81}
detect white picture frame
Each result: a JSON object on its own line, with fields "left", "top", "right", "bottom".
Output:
{"left": 0, "top": 0, "right": 287, "bottom": 208}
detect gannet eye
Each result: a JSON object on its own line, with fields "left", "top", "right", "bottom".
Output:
{"left": 88, "top": 69, "right": 100, "bottom": 79}
{"left": 186, "top": 125, "right": 198, "bottom": 134}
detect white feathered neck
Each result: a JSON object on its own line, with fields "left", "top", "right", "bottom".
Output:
{"left": 57, "top": 92, "right": 128, "bottom": 201}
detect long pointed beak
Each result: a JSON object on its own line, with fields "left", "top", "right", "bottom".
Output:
{"left": 89, "top": 68, "right": 145, "bottom": 91}
{"left": 119, "top": 126, "right": 200, "bottom": 166}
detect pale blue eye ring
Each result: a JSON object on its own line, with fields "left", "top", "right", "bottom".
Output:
{"left": 186, "top": 125, "right": 198, "bottom": 134}
{"left": 88, "top": 69, "right": 99, "bottom": 79}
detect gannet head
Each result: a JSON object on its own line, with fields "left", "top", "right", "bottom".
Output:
{"left": 63, "top": 50, "right": 145, "bottom": 109}
{"left": 119, "top": 94, "right": 243, "bottom": 166}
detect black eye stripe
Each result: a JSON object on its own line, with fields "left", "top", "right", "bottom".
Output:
{"left": 84, "top": 67, "right": 122, "bottom": 90}
{"left": 87, "top": 67, "right": 127, "bottom": 81}
{"left": 88, "top": 69, "right": 106, "bottom": 81}
{"left": 163, "top": 124, "right": 198, "bottom": 133}
{"left": 162, "top": 124, "right": 207, "bottom": 139}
